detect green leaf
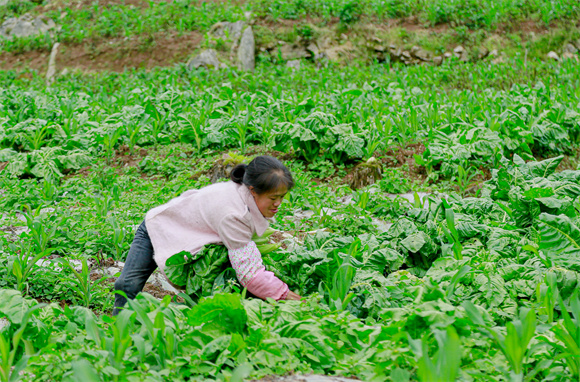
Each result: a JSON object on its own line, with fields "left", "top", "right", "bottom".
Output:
{"left": 188, "top": 293, "right": 247, "bottom": 334}
{"left": 537, "top": 213, "right": 580, "bottom": 271}
{"left": 70, "top": 359, "right": 101, "bottom": 382}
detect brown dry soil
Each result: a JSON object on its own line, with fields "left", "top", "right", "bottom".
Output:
{"left": 381, "top": 142, "right": 427, "bottom": 183}
{"left": 1, "top": 31, "right": 202, "bottom": 73}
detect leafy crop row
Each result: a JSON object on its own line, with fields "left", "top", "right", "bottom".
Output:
{"left": 0, "top": 56, "right": 580, "bottom": 380}
{"left": 1, "top": 60, "right": 579, "bottom": 183}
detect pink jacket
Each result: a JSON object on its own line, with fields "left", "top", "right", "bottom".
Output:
{"left": 145, "top": 181, "right": 288, "bottom": 300}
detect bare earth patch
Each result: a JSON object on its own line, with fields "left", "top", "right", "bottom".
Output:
{"left": 0, "top": 31, "right": 202, "bottom": 73}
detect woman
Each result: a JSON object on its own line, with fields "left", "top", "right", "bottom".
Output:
{"left": 113, "top": 155, "right": 302, "bottom": 315}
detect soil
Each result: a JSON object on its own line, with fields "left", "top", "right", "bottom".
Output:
{"left": 380, "top": 142, "right": 427, "bottom": 183}
{"left": 113, "top": 144, "right": 149, "bottom": 168}
{"left": 268, "top": 230, "right": 288, "bottom": 250}
{"left": 0, "top": 11, "right": 572, "bottom": 74}
{"left": 0, "top": 162, "right": 7, "bottom": 172}
{"left": 0, "top": 31, "right": 202, "bottom": 73}
{"left": 41, "top": 0, "right": 159, "bottom": 11}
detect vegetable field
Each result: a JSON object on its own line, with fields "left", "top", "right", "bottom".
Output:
{"left": 1, "top": 54, "right": 580, "bottom": 380}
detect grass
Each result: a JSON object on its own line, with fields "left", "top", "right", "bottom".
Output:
{"left": 0, "top": 0, "right": 579, "bottom": 55}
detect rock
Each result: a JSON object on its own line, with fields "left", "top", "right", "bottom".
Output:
{"left": 286, "top": 59, "right": 300, "bottom": 70}
{"left": 410, "top": 45, "right": 430, "bottom": 61}
{"left": 237, "top": 26, "right": 255, "bottom": 72}
{"left": 488, "top": 49, "right": 498, "bottom": 58}
{"left": 477, "top": 47, "right": 490, "bottom": 60}
{"left": 46, "top": 42, "right": 59, "bottom": 86}
{"left": 572, "top": 39, "right": 580, "bottom": 51}
{"left": 244, "top": 11, "right": 252, "bottom": 21}
{"left": 324, "top": 41, "right": 354, "bottom": 62}
{"left": 0, "top": 13, "right": 57, "bottom": 40}
{"left": 547, "top": 51, "right": 559, "bottom": 61}
{"left": 565, "top": 43, "right": 578, "bottom": 54}
{"left": 306, "top": 42, "right": 319, "bottom": 56}
{"left": 280, "top": 44, "right": 308, "bottom": 60}
{"left": 187, "top": 49, "right": 221, "bottom": 70}
{"left": 208, "top": 153, "right": 247, "bottom": 183}
{"left": 492, "top": 55, "right": 505, "bottom": 64}
{"left": 209, "top": 20, "right": 246, "bottom": 42}
{"left": 443, "top": 52, "right": 453, "bottom": 59}
{"left": 453, "top": 45, "right": 468, "bottom": 61}
{"left": 0, "top": 0, "right": 8, "bottom": 6}
{"left": 432, "top": 56, "right": 443, "bottom": 66}
{"left": 348, "top": 157, "right": 382, "bottom": 189}
{"left": 562, "top": 52, "right": 579, "bottom": 62}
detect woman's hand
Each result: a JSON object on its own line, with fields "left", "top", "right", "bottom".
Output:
{"left": 286, "top": 291, "right": 302, "bottom": 301}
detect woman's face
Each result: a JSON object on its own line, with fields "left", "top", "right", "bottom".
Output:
{"left": 250, "top": 186, "right": 288, "bottom": 218}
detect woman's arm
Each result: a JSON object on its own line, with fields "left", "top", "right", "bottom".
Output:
{"left": 228, "top": 241, "right": 300, "bottom": 301}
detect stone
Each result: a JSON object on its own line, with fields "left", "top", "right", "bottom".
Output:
{"left": 488, "top": 49, "right": 498, "bottom": 58}
{"left": 477, "top": 47, "right": 490, "bottom": 60}
{"left": 323, "top": 41, "right": 354, "bottom": 62}
{"left": 348, "top": 158, "right": 382, "bottom": 189}
{"left": 432, "top": 56, "right": 443, "bottom": 66}
{"left": 0, "top": 13, "right": 57, "bottom": 40}
{"left": 187, "top": 49, "right": 221, "bottom": 70}
{"left": 209, "top": 20, "right": 246, "bottom": 42}
{"left": 286, "top": 59, "right": 300, "bottom": 70}
{"left": 562, "top": 52, "right": 579, "bottom": 62}
{"left": 547, "top": 51, "right": 559, "bottom": 61}
{"left": 573, "top": 39, "right": 580, "bottom": 51}
{"left": 280, "top": 44, "right": 308, "bottom": 60}
{"left": 453, "top": 45, "right": 468, "bottom": 61}
{"left": 237, "top": 26, "right": 255, "bottom": 72}
{"left": 565, "top": 43, "right": 578, "bottom": 54}
{"left": 46, "top": 42, "right": 59, "bottom": 86}
{"left": 306, "top": 42, "right": 319, "bottom": 56}
{"left": 443, "top": 52, "right": 453, "bottom": 59}
{"left": 0, "top": 0, "right": 8, "bottom": 6}
{"left": 410, "top": 45, "right": 430, "bottom": 61}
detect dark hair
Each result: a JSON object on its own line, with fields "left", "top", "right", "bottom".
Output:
{"left": 230, "top": 155, "right": 294, "bottom": 194}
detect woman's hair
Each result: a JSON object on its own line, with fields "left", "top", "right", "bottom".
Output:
{"left": 230, "top": 155, "right": 294, "bottom": 194}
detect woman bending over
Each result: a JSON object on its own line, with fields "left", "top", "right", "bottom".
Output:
{"left": 113, "top": 155, "right": 301, "bottom": 315}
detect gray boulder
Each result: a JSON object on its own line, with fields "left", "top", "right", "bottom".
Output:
{"left": 280, "top": 44, "right": 309, "bottom": 60}
{"left": 46, "top": 42, "right": 60, "bottom": 86}
{"left": 411, "top": 45, "right": 430, "bottom": 61}
{"left": 237, "top": 26, "right": 255, "bottom": 72}
{"left": 209, "top": 20, "right": 246, "bottom": 42}
{"left": 565, "top": 43, "right": 578, "bottom": 54}
{"left": 188, "top": 49, "right": 221, "bottom": 70}
{"left": 547, "top": 51, "right": 559, "bottom": 61}
{"left": 453, "top": 45, "right": 468, "bottom": 61}
{"left": 286, "top": 59, "right": 301, "bottom": 70}
{"left": 0, "top": 13, "right": 57, "bottom": 40}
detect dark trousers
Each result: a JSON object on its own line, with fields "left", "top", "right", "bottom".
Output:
{"left": 113, "top": 221, "right": 157, "bottom": 315}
